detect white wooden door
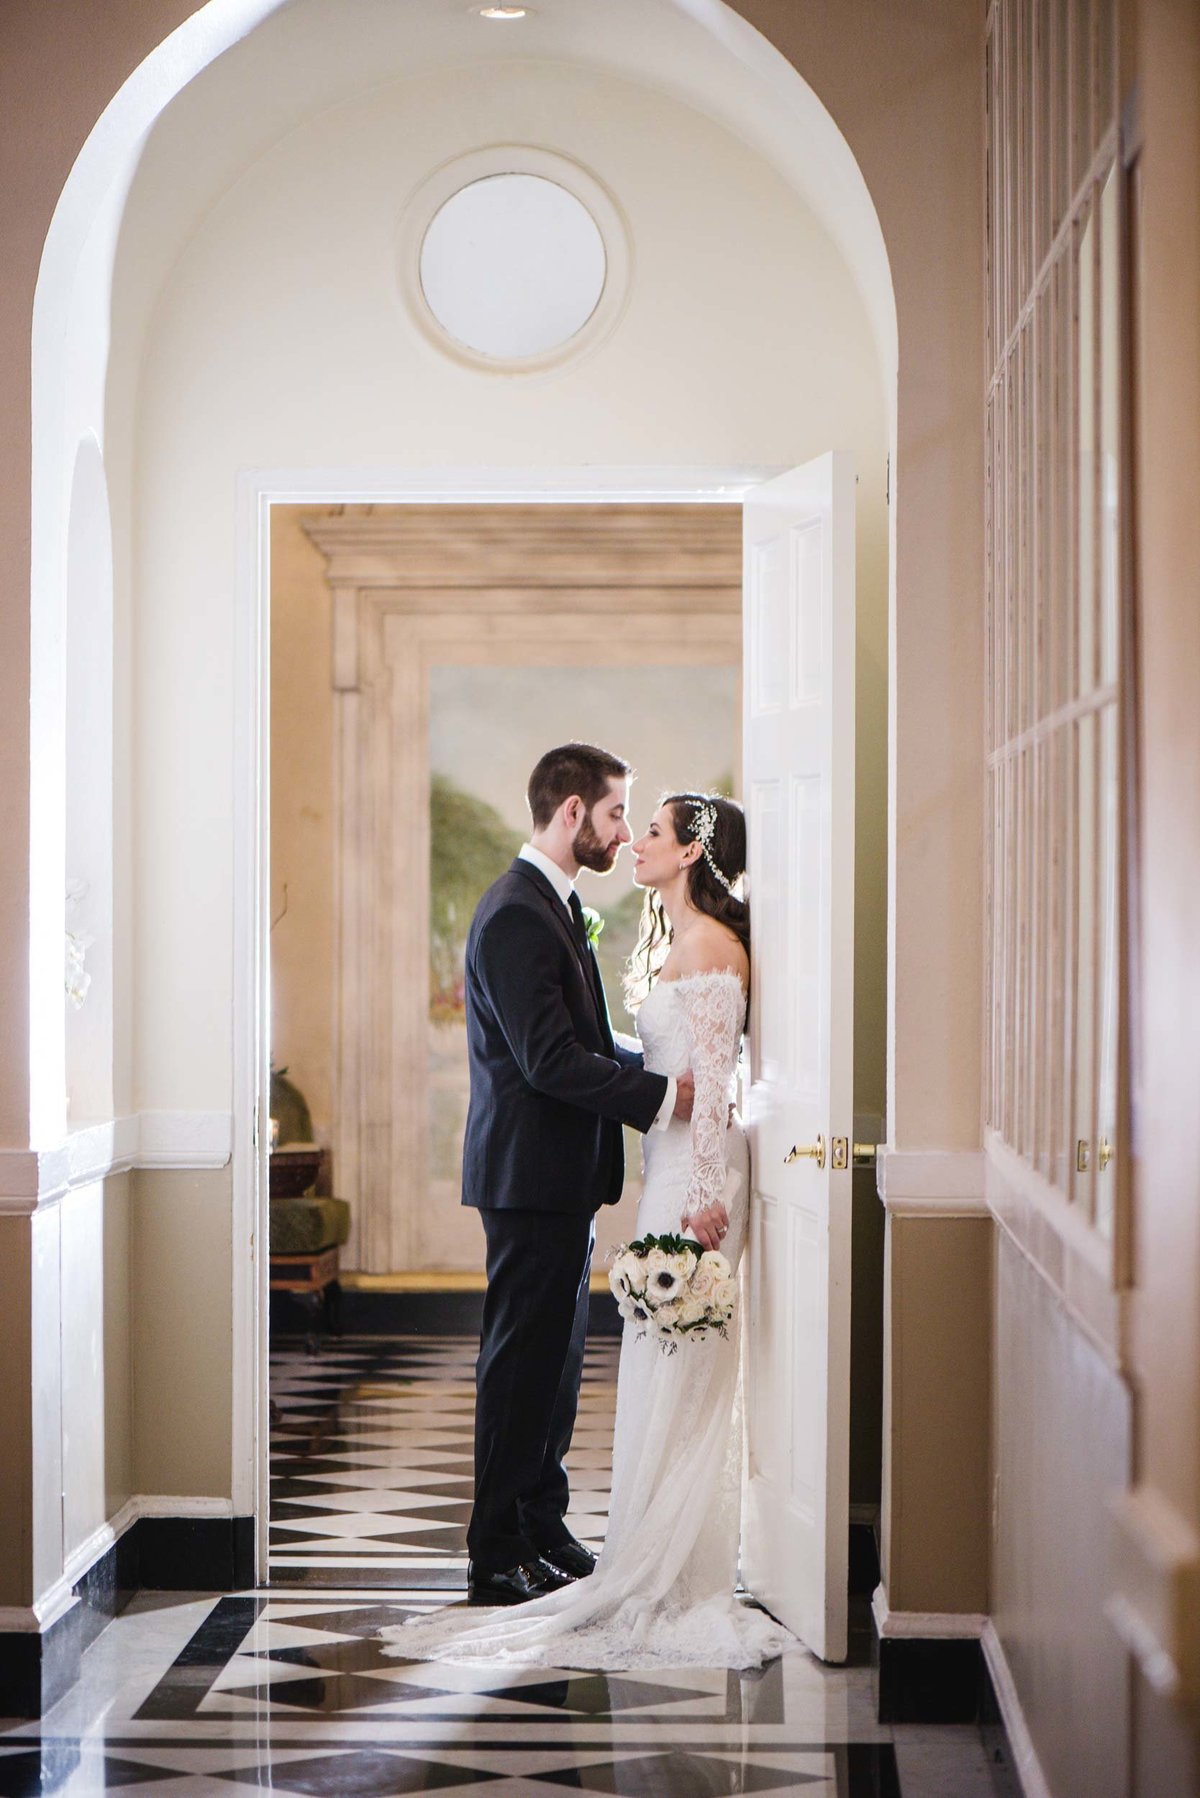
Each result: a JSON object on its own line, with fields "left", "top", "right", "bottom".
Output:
{"left": 741, "top": 452, "right": 855, "bottom": 1664}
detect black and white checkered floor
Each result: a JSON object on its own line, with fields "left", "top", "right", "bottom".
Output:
{"left": 268, "top": 1336, "right": 618, "bottom": 1588}
{"left": 0, "top": 1334, "right": 1014, "bottom": 1795}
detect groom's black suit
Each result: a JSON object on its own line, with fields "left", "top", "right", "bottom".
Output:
{"left": 463, "top": 857, "right": 668, "bottom": 1572}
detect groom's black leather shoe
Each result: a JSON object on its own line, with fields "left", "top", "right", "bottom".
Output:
{"left": 538, "top": 1537, "right": 597, "bottom": 1579}
{"left": 467, "top": 1557, "right": 574, "bottom": 1605}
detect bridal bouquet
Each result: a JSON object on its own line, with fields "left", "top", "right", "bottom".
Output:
{"left": 608, "top": 1232, "right": 737, "bottom": 1353}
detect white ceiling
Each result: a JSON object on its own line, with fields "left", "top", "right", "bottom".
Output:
{"left": 108, "top": 0, "right": 895, "bottom": 393}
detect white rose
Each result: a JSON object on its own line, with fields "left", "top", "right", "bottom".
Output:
{"left": 713, "top": 1277, "right": 738, "bottom": 1313}
{"left": 688, "top": 1263, "right": 718, "bottom": 1301}
{"left": 700, "top": 1250, "right": 732, "bottom": 1281}
{"left": 677, "top": 1295, "right": 707, "bottom": 1327}
{"left": 651, "top": 1298, "right": 682, "bottom": 1330}
{"left": 644, "top": 1247, "right": 671, "bottom": 1278}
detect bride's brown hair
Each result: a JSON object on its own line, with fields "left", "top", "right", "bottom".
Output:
{"left": 623, "top": 793, "right": 750, "bottom": 1011}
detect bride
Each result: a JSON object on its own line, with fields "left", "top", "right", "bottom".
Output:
{"left": 380, "top": 791, "right": 792, "bottom": 1672}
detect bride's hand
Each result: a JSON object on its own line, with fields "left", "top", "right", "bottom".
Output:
{"left": 685, "top": 1201, "right": 729, "bottom": 1252}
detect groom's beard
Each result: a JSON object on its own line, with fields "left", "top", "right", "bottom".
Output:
{"left": 573, "top": 813, "right": 621, "bottom": 875}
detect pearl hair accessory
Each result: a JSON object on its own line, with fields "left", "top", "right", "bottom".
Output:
{"left": 687, "top": 799, "right": 738, "bottom": 894}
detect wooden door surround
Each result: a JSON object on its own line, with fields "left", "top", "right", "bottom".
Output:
{"left": 303, "top": 505, "right": 741, "bottom": 1273}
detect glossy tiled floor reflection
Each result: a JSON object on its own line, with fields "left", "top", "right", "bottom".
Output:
{"left": 0, "top": 1335, "right": 1015, "bottom": 1794}
{"left": 269, "top": 1337, "right": 619, "bottom": 1587}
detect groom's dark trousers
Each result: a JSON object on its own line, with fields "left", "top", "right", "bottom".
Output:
{"left": 462, "top": 858, "right": 668, "bottom": 1574}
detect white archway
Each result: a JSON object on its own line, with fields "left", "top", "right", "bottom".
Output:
{"left": 30, "top": 0, "right": 899, "bottom": 1565}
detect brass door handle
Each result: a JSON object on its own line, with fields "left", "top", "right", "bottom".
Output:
{"left": 785, "top": 1135, "right": 825, "bottom": 1170}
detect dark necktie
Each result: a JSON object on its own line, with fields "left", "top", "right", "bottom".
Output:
{"left": 567, "top": 889, "right": 609, "bottom": 1044}
{"left": 567, "top": 889, "right": 589, "bottom": 949}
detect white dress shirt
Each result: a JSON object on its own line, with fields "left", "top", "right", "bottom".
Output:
{"left": 518, "top": 843, "right": 675, "bottom": 1130}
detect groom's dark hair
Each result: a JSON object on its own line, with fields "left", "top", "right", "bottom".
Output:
{"left": 527, "top": 742, "right": 632, "bottom": 829}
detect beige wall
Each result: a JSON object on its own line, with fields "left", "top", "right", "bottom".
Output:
{"left": 881, "top": 1216, "right": 990, "bottom": 1614}
{"left": 130, "top": 1170, "right": 233, "bottom": 1498}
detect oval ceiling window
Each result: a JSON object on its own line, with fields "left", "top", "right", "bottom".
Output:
{"left": 418, "top": 173, "right": 608, "bottom": 361}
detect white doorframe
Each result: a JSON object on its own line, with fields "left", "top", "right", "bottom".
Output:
{"left": 234, "top": 464, "right": 782, "bottom": 1582}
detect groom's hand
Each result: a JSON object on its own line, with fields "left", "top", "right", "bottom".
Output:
{"left": 673, "top": 1072, "right": 695, "bottom": 1122}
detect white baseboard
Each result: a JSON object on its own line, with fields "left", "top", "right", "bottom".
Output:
{"left": 134, "top": 1494, "right": 235, "bottom": 1519}
{"left": 0, "top": 1576, "right": 78, "bottom": 1634}
{"left": 62, "top": 1495, "right": 141, "bottom": 1587}
{"left": 981, "top": 1620, "right": 1053, "bottom": 1798}
{"left": 871, "top": 1582, "right": 987, "bottom": 1639}
{"left": 0, "top": 1492, "right": 238, "bottom": 1633}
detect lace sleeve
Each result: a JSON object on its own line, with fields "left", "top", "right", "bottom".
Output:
{"left": 678, "top": 973, "right": 746, "bottom": 1222}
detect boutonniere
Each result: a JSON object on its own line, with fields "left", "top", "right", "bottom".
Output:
{"left": 581, "top": 906, "right": 605, "bottom": 950}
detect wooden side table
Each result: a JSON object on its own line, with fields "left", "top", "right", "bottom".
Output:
{"left": 269, "top": 1246, "right": 342, "bottom": 1350}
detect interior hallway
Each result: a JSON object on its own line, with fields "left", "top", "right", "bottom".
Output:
{"left": 1, "top": 1334, "right": 1013, "bottom": 1796}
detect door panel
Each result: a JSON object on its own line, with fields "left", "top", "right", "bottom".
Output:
{"left": 741, "top": 452, "right": 855, "bottom": 1664}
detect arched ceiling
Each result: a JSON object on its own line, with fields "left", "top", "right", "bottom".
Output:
{"left": 106, "top": 0, "right": 895, "bottom": 395}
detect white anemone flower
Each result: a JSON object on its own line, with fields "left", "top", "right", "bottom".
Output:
{"left": 645, "top": 1262, "right": 685, "bottom": 1305}
{"left": 612, "top": 1250, "right": 642, "bottom": 1290}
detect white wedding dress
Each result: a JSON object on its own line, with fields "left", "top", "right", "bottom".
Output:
{"left": 380, "top": 969, "right": 793, "bottom": 1671}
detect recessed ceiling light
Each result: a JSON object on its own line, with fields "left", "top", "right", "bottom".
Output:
{"left": 475, "top": 5, "right": 532, "bottom": 18}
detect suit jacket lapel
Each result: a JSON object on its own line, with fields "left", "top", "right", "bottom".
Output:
{"left": 510, "top": 859, "right": 611, "bottom": 1044}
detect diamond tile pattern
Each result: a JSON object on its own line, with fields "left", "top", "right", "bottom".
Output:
{"left": 0, "top": 1334, "right": 1015, "bottom": 1794}
{"left": 268, "top": 1336, "right": 618, "bottom": 1584}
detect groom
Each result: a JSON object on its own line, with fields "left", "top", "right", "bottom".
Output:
{"left": 462, "top": 742, "right": 695, "bottom": 1603}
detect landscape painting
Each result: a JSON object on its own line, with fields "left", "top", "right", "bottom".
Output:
{"left": 427, "top": 663, "right": 738, "bottom": 1240}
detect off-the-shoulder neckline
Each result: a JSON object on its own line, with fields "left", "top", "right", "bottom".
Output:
{"left": 655, "top": 968, "right": 748, "bottom": 993}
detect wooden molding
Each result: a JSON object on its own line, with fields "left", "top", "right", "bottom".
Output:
{"left": 303, "top": 504, "right": 742, "bottom": 591}
{"left": 314, "top": 503, "right": 742, "bottom": 1273}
